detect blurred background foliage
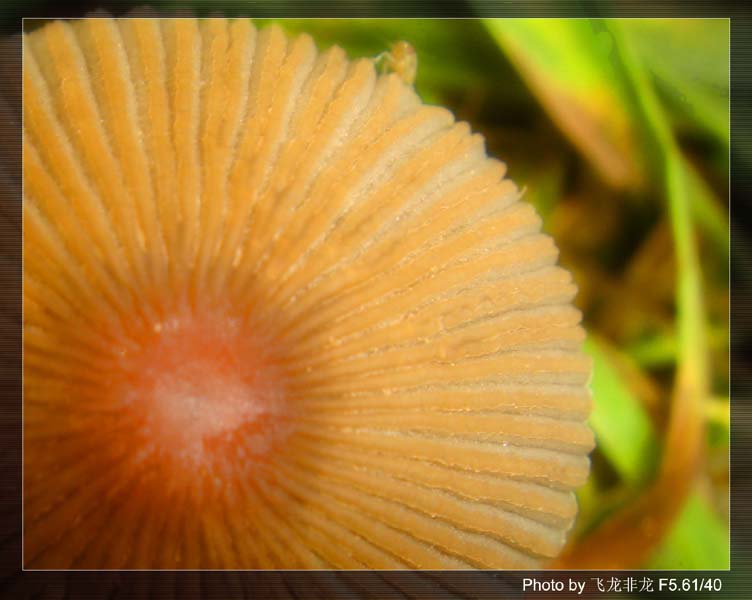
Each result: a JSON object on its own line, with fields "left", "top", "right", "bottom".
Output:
{"left": 14, "top": 7, "right": 731, "bottom": 573}
{"left": 252, "top": 17, "right": 731, "bottom": 572}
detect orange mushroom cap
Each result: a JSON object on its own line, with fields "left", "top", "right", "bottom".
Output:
{"left": 23, "top": 17, "right": 593, "bottom": 569}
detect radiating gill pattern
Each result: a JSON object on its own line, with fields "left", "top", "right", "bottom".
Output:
{"left": 23, "top": 17, "right": 593, "bottom": 569}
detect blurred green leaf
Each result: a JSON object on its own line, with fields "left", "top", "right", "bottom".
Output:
{"left": 586, "top": 337, "right": 659, "bottom": 485}
{"left": 482, "top": 18, "right": 646, "bottom": 189}
{"left": 647, "top": 492, "right": 729, "bottom": 570}
{"left": 620, "top": 19, "right": 729, "bottom": 154}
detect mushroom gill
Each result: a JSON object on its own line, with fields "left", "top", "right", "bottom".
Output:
{"left": 23, "top": 17, "right": 594, "bottom": 569}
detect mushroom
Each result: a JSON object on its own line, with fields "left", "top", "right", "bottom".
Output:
{"left": 23, "top": 17, "right": 593, "bottom": 569}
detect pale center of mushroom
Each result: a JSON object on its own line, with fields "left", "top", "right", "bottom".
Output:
{"left": 109, "top": 307, "right": 290, "bottom": 467}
